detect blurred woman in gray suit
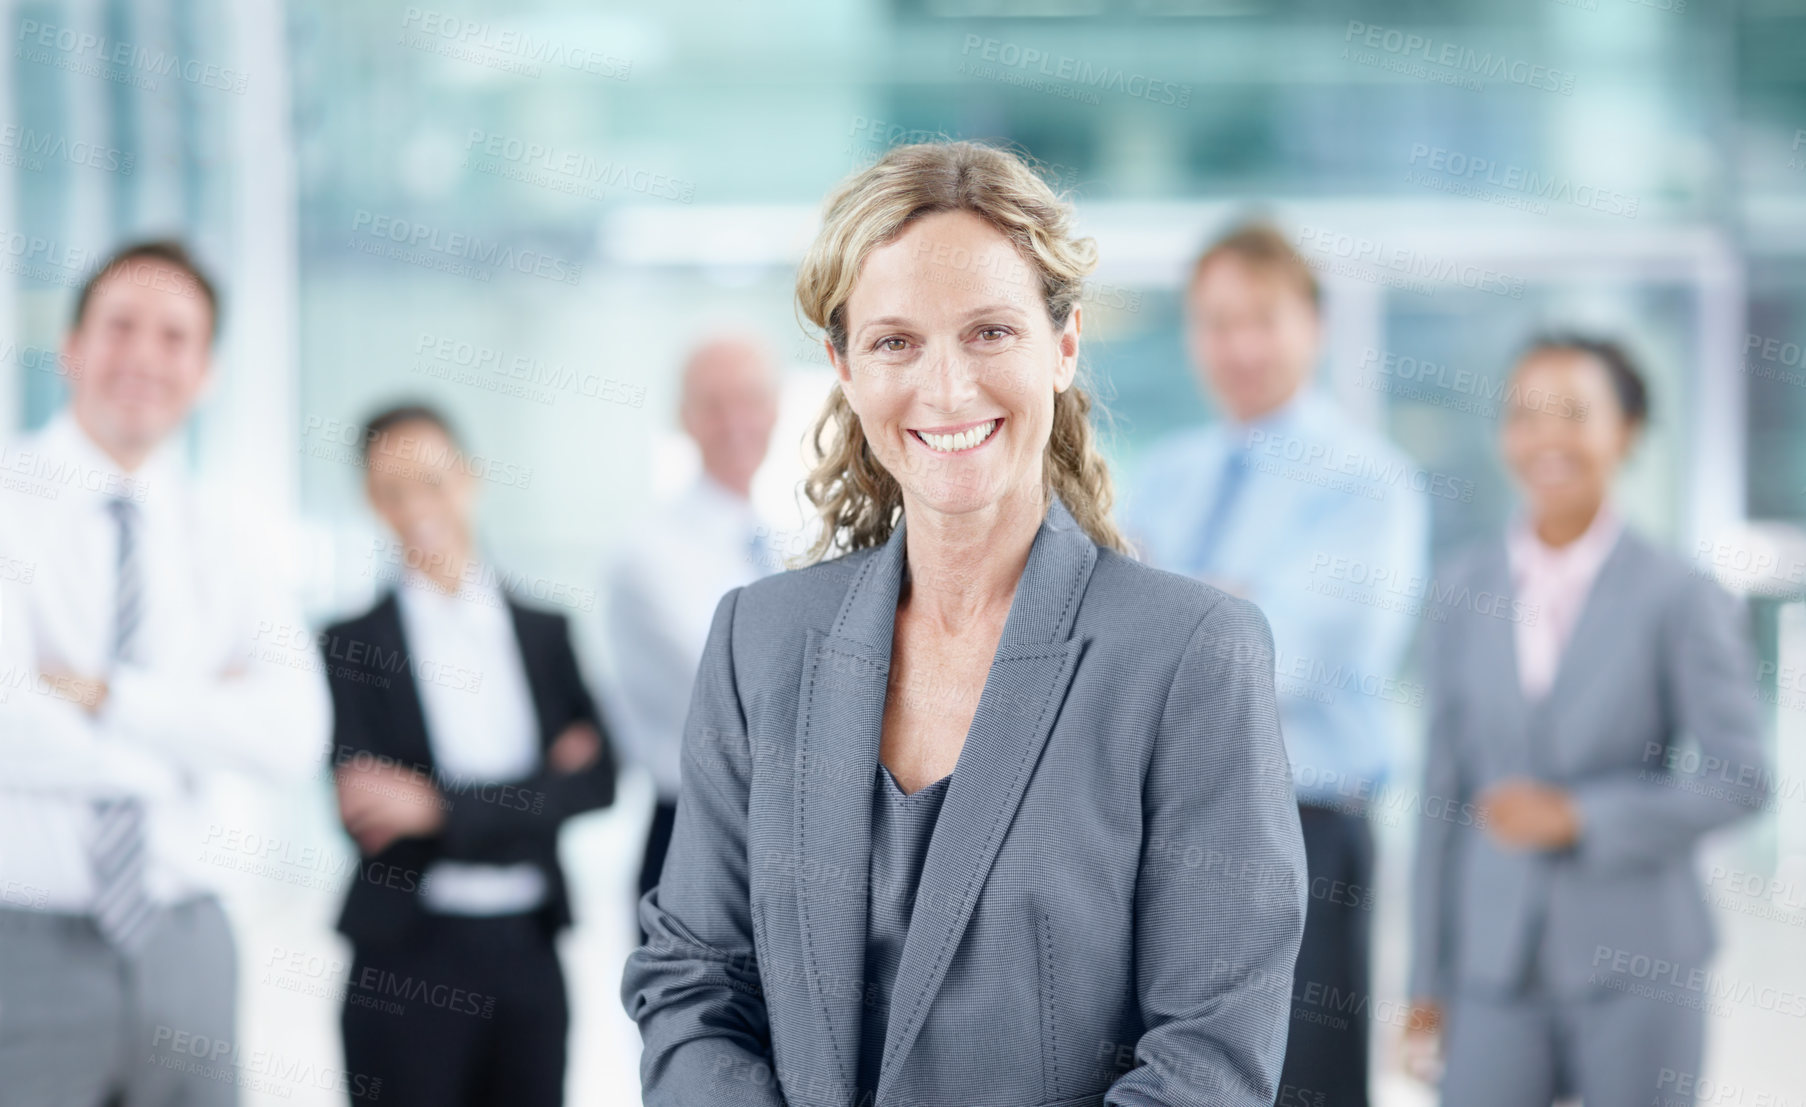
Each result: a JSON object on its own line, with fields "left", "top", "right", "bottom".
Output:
{"left": 621, "top": 140, "right": 1308, "bottom": 1106}
{"left": 1406, "top": 337, "right": 1768, "bottom": 1106}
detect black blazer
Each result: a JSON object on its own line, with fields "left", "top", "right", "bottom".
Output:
{"left": 323, "top": 591, "right": 617, "bottom": 948}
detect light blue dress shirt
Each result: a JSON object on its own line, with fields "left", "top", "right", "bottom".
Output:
{"left": 1121, "top": 387, "right": 1432, "bottom": 807}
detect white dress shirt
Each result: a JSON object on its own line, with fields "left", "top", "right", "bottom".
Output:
{"left": 394, "top": 571, "right": 548, "bottom": 915}
{"left": 601, "top": 474, "right": 776, "bottom": 800}
{"left": 0, "top": 410, "right": 329, "bottom": 913}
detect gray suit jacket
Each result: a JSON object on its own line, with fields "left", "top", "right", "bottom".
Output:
{"left": 621, "top": 495, "right": 1307, "bottom": 1107}
{"left": 1409, "top": 529, "right": 1768, "bottom": 1002}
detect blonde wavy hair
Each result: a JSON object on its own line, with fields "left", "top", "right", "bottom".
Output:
{"left": 794, "top": 140, "right": 1126, "bottom": 564}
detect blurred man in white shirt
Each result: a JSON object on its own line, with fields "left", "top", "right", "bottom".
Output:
{"left": 0, "top": 241, "right": 329, "bottom": 1107}
{"left": 601, "top": 336, "right": 780, "bottom": 941}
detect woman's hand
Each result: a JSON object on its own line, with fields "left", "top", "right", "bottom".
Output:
{"left": 336, "top": 761, "right": 447, "bottom": 854}
{"left": 1477, "top": 778, "right": 1581, "bottom": 850}
{"left": 548, "top": 721, "right": 604, "bottom": 774}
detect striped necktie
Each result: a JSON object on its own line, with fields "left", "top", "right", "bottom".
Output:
{"left": 91, "top": 497, "right": 153, "bottom": 953}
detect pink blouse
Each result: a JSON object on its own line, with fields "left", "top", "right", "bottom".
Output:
{"left": 1505, "top": 503, "right": 1624, "bottom": 702}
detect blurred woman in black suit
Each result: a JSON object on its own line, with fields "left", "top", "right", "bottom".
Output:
{"left": 325, "top": 404, "right": 616, "bottom": 1107}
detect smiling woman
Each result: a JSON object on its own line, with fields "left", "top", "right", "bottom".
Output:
{"left": 1406, "top": 335, "right": 1767, "bottom": 1105}
{"left": 621, "top": 140, "right": 1309, "bottom": 1107}
{"left": 795, "top": 141, "right": 1123, "bottom": 564}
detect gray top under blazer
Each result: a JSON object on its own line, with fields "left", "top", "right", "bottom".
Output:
{"left": 1409, "top": 528, "right": 1769, "bottom": 1004}
{"left": 858, "top": 765, "right": 953, "bottom": 1098}
{"left": 621, "top": 494, "right": 1308, "bottom": 1107}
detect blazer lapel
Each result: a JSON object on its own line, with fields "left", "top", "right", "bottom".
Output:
{"left": 792, "top": 523, "right": 906, "bottom": 1093}
{"left": 1481, "top": 528, "right": 1638, "bottom": 776}
{"left": 503, "top": 598, "right": 557, "bottom": 750}
{"left": 1538, "top": 529, "right": 1638, "bottom": 731}
{"left": 370, "top": 593, "right": 437, "bottom": 771}
{"left": 876, "top": 497, "right": 1097, "bottom": 1103}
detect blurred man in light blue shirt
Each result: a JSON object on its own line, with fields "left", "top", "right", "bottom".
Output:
{"left": 1122, "top": 224, "right": 1429, "bottom": 1107}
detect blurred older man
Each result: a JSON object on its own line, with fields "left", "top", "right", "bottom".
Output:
{"left": 0, "top": 241, "right": 328, "bottom": 1106}
{"left": 1122, "top": 224, "right": 1429, "bottom": 1107}
{"left": 600, "top": 335, "right": 781, "bottom": 939}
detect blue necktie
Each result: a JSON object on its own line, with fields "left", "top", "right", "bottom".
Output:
{"left": 1187, "top": 443, "right": 1250, "bottom": 579}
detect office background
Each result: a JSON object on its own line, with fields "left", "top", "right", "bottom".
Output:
{"left": 2, "top": 0, "right": 1803, "bottom": 1102}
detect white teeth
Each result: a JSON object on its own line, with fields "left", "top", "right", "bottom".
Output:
{"left": 915, "top": 419, "right": 997, "bottom": 453}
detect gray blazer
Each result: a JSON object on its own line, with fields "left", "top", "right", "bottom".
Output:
{"left": 621, "top": 495, "right": 1307, "bottom": 1107}
{"left": 1409, "top": 529, "right": 1768, "bottom": 1003}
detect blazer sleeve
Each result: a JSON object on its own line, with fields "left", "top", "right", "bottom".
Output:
{"left": 325, "top": 622, "right": 411, "bottom": 862}
{"left": 1109, "top": 595, "right": 1308, "bottom": 1107}
{"left": 620, "top": 587, "right": 786, "bottom": 1106}
{"left": 436, "top": 611, "right": 619, "bottom": 858}
{"left": 1407, "top": 604, "right": 1464, "bottom": 1003}
{"left": 325, "top": 620, "right": 388, "bottom": 767}
{"left": 1567, "top": 574, "right": 1768, "bottom": 872}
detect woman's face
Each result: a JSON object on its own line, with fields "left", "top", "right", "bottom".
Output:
{"left": 364, "top": 419, "right": 477, "bottom": 578}
{"left": 1501, "top": 348, "right": 1637, "bottom": 524}
{"left": 830, "top": 209, "right": 1080, "bottom": 522}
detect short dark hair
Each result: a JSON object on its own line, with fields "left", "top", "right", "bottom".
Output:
{"left": 1519, "top": 333, "right": 1651, "bottom": 426}
{"left": 358, "top": 403, "right": 464, "bottom": 464}
{"left": 1188, "top": 221, "right": 1321, "bottom": 312}
{"left": 73, "top": 239, "right": 221, "bottom": 337}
